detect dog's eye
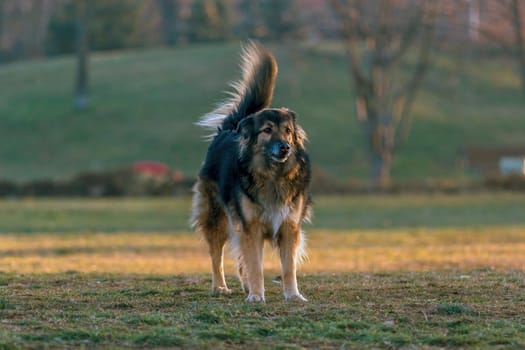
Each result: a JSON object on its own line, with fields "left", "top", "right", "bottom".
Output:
{"left": 285, "top": 127, "right": 292, "bottom": 135}
{"left": 263, "top": 127, "right": 272, "bottom": 134}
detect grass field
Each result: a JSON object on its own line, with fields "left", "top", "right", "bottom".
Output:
{"left": 1, "top": 42, "right": 524, "bottom": 182}
{"left": 1, "top": 194, "right": 525, "bottom": 348}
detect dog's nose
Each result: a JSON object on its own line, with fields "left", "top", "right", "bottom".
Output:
{"left": 270, "top": 142, "right": 291, "bottom": 159}
{"left": 279, "top": 142, "right": 291, "bottom": 154}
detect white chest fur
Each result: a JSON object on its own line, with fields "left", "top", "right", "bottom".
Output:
{"left": 237, "top": 194, "right": 303, "bottom": 238}
{"left": 264, "top": 205, "right": 290, "bottom": 237}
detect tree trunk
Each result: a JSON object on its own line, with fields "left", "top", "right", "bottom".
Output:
{"left": 511, "top": 0, "right": 525, "bottom": 98}
{"left": 157, "top": 0, "right": 178, "bottom": 46}
{"left": 378, "top": 149, "right": 393, "bottom": 187}
{"left": 364, "top": 113, "right": 394, "bottom": 187}
{"left": 75, "top": 0, "right": 89, "bottom": 110}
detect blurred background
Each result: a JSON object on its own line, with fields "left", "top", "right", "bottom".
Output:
{"left": 0, "top": 0, "right": 524, "bottom": 196}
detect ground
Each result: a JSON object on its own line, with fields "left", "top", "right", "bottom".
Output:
{"left": 1, "top": 194, "right": 524, "bottom": 348}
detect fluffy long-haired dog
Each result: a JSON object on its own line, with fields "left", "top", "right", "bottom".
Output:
{"left": 191, "top": 42, "right": 311, "bottom": 302}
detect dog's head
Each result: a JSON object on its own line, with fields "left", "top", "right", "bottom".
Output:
{"left": 237, "top": 108, "right": 307, "bottom": 167}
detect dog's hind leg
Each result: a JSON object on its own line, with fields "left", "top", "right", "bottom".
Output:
{"left": 278, "top": 221, "right": 307, "bottom": 302}
{"left": 206, "top": 221, "right": 230, "bottom": 295}
{"left": 191, "top": 180, "right": 231, "bottom": 294}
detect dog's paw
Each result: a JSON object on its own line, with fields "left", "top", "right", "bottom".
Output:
{"left": 245, "top": 294, "right": 265, "bottom": 302}
{"left": 212, "top": 286, "right": 232, "bottom": 295}
{"left": 285, "top": 293, "right": 307, "bottom": 302}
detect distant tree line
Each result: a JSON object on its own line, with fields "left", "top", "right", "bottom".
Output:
{"left": 0, "top": 0, "right": 523, "bottom": 60}
{"left": 0, "top": 0, "right": 301, "bottom": 61}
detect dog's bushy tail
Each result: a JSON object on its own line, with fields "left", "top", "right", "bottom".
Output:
{"left": 197, "top": 41, "right": 277, "bottom": 136}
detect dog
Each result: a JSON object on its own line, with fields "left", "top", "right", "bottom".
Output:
{"left": 191, "top": 42, "right": 311, "bottom": 302}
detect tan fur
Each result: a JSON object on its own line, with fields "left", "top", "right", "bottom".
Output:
{"left": 191, "top": 180, "right": 230, "bottom": 294}
{"left": 277, "top": 221, "right": 302, "bottom": 300}
{"left": 197, "top": 42, "right": 277, "bottom": 137}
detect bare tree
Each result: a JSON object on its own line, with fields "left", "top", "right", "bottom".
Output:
{"left": 75, "top": 0, "right": 89, "bottom": 110}
{"left": 479, "top": 0, "right": 525, "bottom": 97}
{"left": 330, "top": 0, "right": 437, "bottom": 186}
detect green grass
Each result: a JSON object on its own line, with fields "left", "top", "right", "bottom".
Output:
{"left": 1, "top": 194, "right": 525, "bottom": 348}
{"left": 0, "top": 42, "right": 524, "bottom": 181}
{"left": 0, "top": 271, "right": 524, "bottom": 349}
{"left": 1, "top": 192, "right": 525, "bottom": 233}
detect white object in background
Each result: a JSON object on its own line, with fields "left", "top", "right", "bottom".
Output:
{"left": 499, "top": 157, "right": 525, "bottom": 176}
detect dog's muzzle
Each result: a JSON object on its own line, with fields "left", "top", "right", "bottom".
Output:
{"left": 268, "top": 141, "right": 291, "bottom": 163}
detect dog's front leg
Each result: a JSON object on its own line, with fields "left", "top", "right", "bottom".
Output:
{"left": 240, "top": 224, "right": 265, "bottom": 302}
{"left": 278, "top": 222, "right": 307, "bottom": 302}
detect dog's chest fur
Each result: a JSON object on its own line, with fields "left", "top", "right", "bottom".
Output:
{"left": 239, "top": 180, "right": 302, "bottom": 238}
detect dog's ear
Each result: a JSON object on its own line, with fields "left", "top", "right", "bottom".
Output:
{"left": 288, "top": 111, "right": 308, "bottom": 148}
{"left": 295, "top": 124, "right": 308, "bottom": 148}
{"left": 236, "top": 115, "right": 255, "bottom": 139}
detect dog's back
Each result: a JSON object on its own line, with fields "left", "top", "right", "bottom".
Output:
{"left": 194, "top": 42, "right": 280, "bottom": 218}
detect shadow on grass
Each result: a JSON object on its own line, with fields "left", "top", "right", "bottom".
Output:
{"left": 0, "top": 245, "right": 203, "bottom": 258}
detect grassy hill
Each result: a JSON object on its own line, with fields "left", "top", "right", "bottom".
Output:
{"left": 0, "top": 42, "right": 524, "bottom": 182}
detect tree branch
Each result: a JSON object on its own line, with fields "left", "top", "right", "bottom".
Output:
{"left": 395, "top": 3, "right": 437, "bottom": 145}
{"left": 330, "top": 0, "right": 369, "bottom": 92}
{"left": 378, "top": 6, "right": 423, "bottom": 67}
